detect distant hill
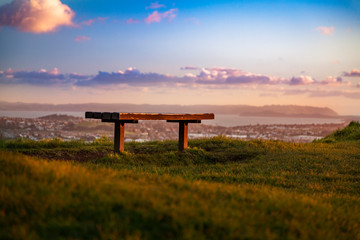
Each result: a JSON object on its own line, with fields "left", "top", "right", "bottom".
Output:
{"left": 38, "top": 114, "right": 80, "bottom": 121}
{"left": 0, "top": 101, "right": 338, "bottom": 118}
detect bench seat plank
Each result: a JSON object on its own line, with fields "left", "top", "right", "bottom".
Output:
{"left": 117, "top": 113, "right": 214, "bottom": 121}
{"left": 86, "top": 112, "right": 214, "bottom": 121}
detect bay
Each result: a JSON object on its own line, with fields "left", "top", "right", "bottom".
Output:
{"left": 0, "top": 110, "right": 346, "bottom": 127}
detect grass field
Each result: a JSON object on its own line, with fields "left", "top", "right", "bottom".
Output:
{"left": 1, "top": 122, "right": 360, "bottom": 239}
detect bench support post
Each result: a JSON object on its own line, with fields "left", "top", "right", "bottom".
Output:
{"left": 179, "top": 121, "right": 189, "bottom": 151}
{"left": 167, "top": 120, "right": 201, "bottom": 152}
{"left": 108, "top": 120, "right": 138, "bottom": 153}
{"left": 114, "top": 121, "right": 125, "bottom": 154}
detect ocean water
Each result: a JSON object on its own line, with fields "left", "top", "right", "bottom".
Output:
{"left": 205, "top": 115, "right": 345, "bottom": 127}
{"left": 0, "top": 110, "right": 345, "bottom": 127}
{"left": 0, "top": 111, "right": 84, "bottom": 118}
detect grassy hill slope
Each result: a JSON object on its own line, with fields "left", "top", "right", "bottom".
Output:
{"left": 316, "top": 121, "right": 360, "bottom": 142}
{"left": 1, "top": 123, "right": 359, "bottom": 239}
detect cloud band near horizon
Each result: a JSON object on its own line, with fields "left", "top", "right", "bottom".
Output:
{"left": 1, "top": 67, "right": 359, "bottom": 98}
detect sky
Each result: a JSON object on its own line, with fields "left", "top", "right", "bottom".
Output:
{"left": 0, "top": 0, "right": 359, "bottom": 115}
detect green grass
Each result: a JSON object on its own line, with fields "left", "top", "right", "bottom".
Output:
{"left": 315, "top": 121, "right": 360, "bottom": 143}
{"left": 0, "top": 122, "right": 360, "bottom": 239}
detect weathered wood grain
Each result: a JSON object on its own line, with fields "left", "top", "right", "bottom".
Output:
{"left": 117, "top": 113, "right": 214, "bottom": 120}
{"left": 179, "top": 121, "right": 188, "bottom": 151}
{"left": 85, "top": 112, "right": 214, "bottom": 121}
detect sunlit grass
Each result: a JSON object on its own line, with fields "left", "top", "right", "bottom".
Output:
{"left": 1, "top": 122, "right": 359, "bottom": 239}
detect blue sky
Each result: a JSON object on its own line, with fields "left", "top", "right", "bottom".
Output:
{"left": 0, "top": 0, "right": 359, "bottom": 114}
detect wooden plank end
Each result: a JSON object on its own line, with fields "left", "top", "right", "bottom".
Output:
{"left": 85, "top": 112, "right": 93, "bottom": 118}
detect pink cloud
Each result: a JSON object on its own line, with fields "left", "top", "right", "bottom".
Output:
{"left": 0, "top": 0, "right": 75, "bottom": 33}
{"left": 146, "top": 2, "right": 166, "bottom": 9}
{"left": 80, "top": 19, "right": 95, "bottom": 26}
{"left": 78, "top": 17, "right": 107, "bottom": 27}
{"left": 145, "top": 9, "right": 178, "bottom": 24}
{"left": 75, "top": 36, "right": 91, "bottom": 42}
{"left": 97, "top": 17, "right": 108, "bottom": 22}
{"left": 145, "top": 11, "right": 162, "bottom": 24}
{"left": 343, "top": 69, "right": 360, "bottom": 77}
{"left": 316, "top": 26, "right": 334, "bottom": 35}
{"left": 126, "top": 18, "right": 140, "bottom": 24}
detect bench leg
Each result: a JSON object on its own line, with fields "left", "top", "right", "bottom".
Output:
{"left": 114, "top": 121, "right": 125, "bottom": 153}
{"left": 179, "top": 121, "right": 188, "bottom": 151}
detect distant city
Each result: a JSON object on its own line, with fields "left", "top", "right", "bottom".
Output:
{"left": 0, "top": 114, "right": 351, "bottom": 143}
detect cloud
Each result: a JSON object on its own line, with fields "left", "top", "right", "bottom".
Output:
{"left": 146, "top": 1, "right": 166, "bottom": 10}
{"left": 76, "top": 67, "right": 187, "bottom": 87}
{"left": 75, "top": 35, "right": 90, "bottom": 42}
{"left": 0, "top": 68, "right": 73, "bottom": 85}
{"left": 343, "top": 69, "right": 360, "bottom": 77}
{"left": 126, "top": 18, "right": 140, "bottom": 24}
{"left": 69, "top": 73, "right": 91, "bottom": 80}
{"left": 0, "top": 68, "right": 95, "bottom": 85}
{"left": 181, "top": 66, "right": 199, "bottom": 70}
{"left": 0, "top": 0, "right": 75, "bottom": 33}
{"left": 80, "top": 19, "right": 95, "bottom": 26}
{"left": 319, "top": 76, "right": 351, "bottom": 86}
{"left": 289, "top": 76, "right": 316, "bottom": 85}
{"left": 226, "top": 75, "right": 273, "bottom": 85}
{"left": 145, "top": 8, "right": 177, "bottom": 24}
{"left": 316, "top": 26, "right": 334, "bottom": 35}
{"left": 97, "top": 17, "right": 108, "bottom": 22}
{"left": 78, "top": 17, "right": 107, "bottom": 26}
{"left": 194, "top": 67, "right": 283, "bottom": 86}
{"left": 2, "top": 67, "right": 359, "bottom": 100}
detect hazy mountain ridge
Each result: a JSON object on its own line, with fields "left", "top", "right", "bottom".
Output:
{"left": 0, "top": 101, "right": 338, "bottom": 118}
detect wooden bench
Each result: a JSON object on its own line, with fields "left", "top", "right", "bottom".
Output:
{"left": 85, "top": 112, "right": 215, "bottom": 153}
